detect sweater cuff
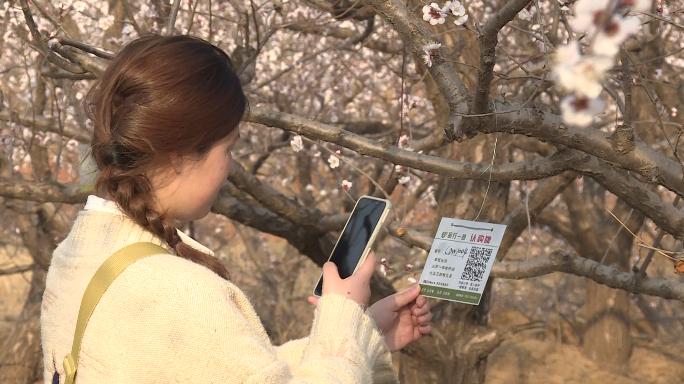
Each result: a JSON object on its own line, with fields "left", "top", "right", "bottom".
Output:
{"left": 307, "top": 294, "right": 389, "bottom": 369}
{"left": 365, "top": 308, "right": 400, "bottom": 384}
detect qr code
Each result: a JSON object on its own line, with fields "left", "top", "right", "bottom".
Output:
{"left": 460, "top": 246, "right": 493, "bottom": 282}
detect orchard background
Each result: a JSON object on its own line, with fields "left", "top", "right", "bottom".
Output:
{"left": 1, "top": 0, "right": 684, "bottom": 383}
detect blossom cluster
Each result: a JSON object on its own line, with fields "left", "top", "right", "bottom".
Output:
{"left": 553, "top": 0, "right": 651, "bottom": 127}
{"left": 422, "top": 0, "right": 468, "bottom": 26}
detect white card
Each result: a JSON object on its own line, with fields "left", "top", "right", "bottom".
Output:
{"left": 418, "top": 217, "right": 507, "bottom": 305}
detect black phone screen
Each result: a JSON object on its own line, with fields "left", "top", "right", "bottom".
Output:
{"left": 314, "top": 197, "right": 387, "bottom": 296}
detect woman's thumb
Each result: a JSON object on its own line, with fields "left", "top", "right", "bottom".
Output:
{"left": 393, "top": 283, "right": 422, "bottom": 308}
{"left": 322, "top": 261, "right": 339, "bottom": 279}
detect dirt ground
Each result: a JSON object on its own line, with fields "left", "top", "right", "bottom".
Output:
{"left": 485, "top": 335, "right": 684, "bottom": 384}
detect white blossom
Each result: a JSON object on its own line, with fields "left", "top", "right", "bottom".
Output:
{"left": 518, "top": 8, "right": 533, "bottom": 21}
{"left": 622, "top": 0, "right": 652, "bottom": 12}
{"left": 72, "top": 0, "right": 89, "bottom": 13}
{"left": 592, "top": 16, "right": 640, "bottom": 55}
{"left": 422, "top": 3, "right": 447, "bottom": 25}
{"left": 97, "top": 14, "right": 115, "bottom": 30}
{"left": 571, "top": 0, "right": 643, "bottom": 55}
{"left": 341, "top": 179, "right": 352, "bottom": 191}
{"left": 442, "top": 0, "right": 468, "bottom": 25}
{"left": 560, "top": 95, "right": 605, "bottom": 127}
{"left": 422, "top": 41, "right": 441, "bottom": 68}
{"left": 327, "top": 154, "right": 340, "bottom": 169}
{"left": 398, "top": 134, "right": 414, "bottom": 151}
{"left": 47, "top": 38, "right": 59, "bottom": 49}
{"left": 398, "top": 175, "right": 411, "bottom": 185}
{"left": 290, "top": 135, "right": 304, "bottom": 152}
{"left": 453, "top": 13, "right": 468, "bottom": 26}
{"left": 442, "top": 0, "right": 464, "bottom": 16}
{"left": 571, "top": 0, "right": 610, "bottom": 33}
{"left": 122, "top": 23, "right": 136, "bottom": 37}
{"left": 553, "top": 42, "right": 612, "bottom": 98}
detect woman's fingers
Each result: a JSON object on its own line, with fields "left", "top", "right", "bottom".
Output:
{"left": 412, "top": 302, "right": 430, "bottom": 316}
{"left": 357, "top": 251, "right": 377, "bottom": 279}
{"left": 414, "top": 324, "right": 432, "bottom": 340}
{"left": 416, "top": 312, "right": 433, "bottom": 324}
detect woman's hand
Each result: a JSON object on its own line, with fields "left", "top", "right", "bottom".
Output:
{"left": 318, "top": 251, "right": 376, "bottom": 308}
{"left": 308, "top": 280, "right": 433, "bottom": 352}
{"left": 365, "top": 284, "right": 432, "bottom": 352}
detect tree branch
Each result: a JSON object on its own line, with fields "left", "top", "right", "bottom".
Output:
{"left": 228, "top": 161, "right": 324, "bottom": 227}
{"left": 365, "top": 0, "right": 470, "bottom": 140}
{"left": 284, "top": 22, "right": 401, "bottom": 54}
{"left": 0, "top": 110, "right": 91, "bottom": 143}
{"left": 0, "top": 180, "right": 90, "bottom": 204}
{"left": 386, "top": 224, "right": 684, "bottom": 302}
{"left": 0, "top": 263, "right": 33, "bottom": 276}
{"left": 472, "top": 0, "right": 532, "bottom": 114}
{"left": 576, "top": 155, "right": 684, "bottom": 239}
{"left": 477, "top": 101, "right": 684, "bottom": 197}
{"left": 247, "top": 107, "right": 584, "bottom": 181}
{"left": 18, "top": 0, "right": 86, "bottom": 74}
{"left": 165, "top": 0, "right": 182, "bottom": 35}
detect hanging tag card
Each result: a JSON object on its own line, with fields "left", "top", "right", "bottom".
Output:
{"left": 418, "top": 217, "right": 507, "bottom": 305}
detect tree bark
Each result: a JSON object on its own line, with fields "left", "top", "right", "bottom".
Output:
{"left": 0, "top": 268, "right": 46, "bottom": 384}
{"left": 563, "top": 185, "right": 643, "bottom": 367}
{"left": 405, "top": 135, "right": 510, "bottom": 384}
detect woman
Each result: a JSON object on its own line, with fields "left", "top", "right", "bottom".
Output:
{"left": 41, "top": 34, "right": 432, "bottom": 383}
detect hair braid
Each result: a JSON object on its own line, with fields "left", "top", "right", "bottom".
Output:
{"left": 96, "top": 170, "right": 230, "bottom": 280}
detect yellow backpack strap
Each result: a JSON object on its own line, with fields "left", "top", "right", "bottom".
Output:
{"left": 62, "top": 242, "right": 169, "bottom": 384}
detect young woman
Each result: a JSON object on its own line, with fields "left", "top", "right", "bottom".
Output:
{"left": 41, "top": 34, "right": 432, "bottom": 383}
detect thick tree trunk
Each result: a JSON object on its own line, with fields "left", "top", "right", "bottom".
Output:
{"left": 0, "top": 202, "right": 62, "bottom": 383}
{"left": 581, "top": 280, "right": 633, "bottom": 366}
{"left": 563, "top": 185, "right": 643, "bottom": 367}
{"left": 0, "top": 268, "right": 46, "bottom": 384}
{"left": 411, "top": 135, "right": 510, "bottom": 384}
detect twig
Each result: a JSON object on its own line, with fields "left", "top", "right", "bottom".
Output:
{"left": 165, "top": 0, "right": 182, "bottom": 35}
{"left": 636, "top": 196, "right": 682, "bottom": 277}
{"left": 605, "top": 208, "right": 681, "bottom": 262}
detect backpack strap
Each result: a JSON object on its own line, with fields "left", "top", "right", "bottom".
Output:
{"left": 62, "top": 242, "right": 169, "bottom": 384}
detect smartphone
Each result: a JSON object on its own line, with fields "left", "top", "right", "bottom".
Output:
{"left": 313, "top": 195, "right": 391, "bottom": 296}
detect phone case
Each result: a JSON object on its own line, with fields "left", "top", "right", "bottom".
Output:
{"left": 312, "top": 195, "right": 392, "bottom": 297}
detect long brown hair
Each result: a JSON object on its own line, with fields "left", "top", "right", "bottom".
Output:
{"left": 87, "top": 34, "right": 248, "bottom": 280}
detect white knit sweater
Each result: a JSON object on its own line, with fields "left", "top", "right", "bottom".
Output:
{"left": 41, "top": 195, "right": 398, "bottom": 383}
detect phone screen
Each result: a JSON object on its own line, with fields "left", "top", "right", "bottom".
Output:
{"left": 314, "top": 197, "right": 387, "bottom": 296}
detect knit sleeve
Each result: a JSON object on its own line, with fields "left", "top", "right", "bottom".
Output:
{"left": 154, "top": 259, "right": 397, "bottom": 383}
{"left": 274, "top": 313, "right": 399, "bottom": 384}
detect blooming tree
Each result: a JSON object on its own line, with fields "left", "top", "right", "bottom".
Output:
{"left": 1, "top": 0, "right": 684, "bottom": 382}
